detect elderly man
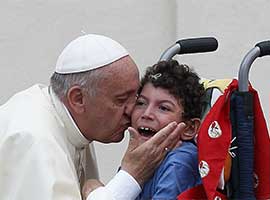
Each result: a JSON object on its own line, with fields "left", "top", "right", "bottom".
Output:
{"left": 0, "top": 34, "right": 185, "bottom": 200}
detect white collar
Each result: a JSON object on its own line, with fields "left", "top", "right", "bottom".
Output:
{"left": 48, "top": 86, "right": 89, "bottom": 149}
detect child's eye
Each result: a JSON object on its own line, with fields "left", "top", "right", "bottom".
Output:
{"left": 135, "top": 98, "right": 146, "bottom": 106}
{"left": 159, "top": 105, "right": 171, "bottom": 112}
{"left": 135, "top": 100, "right": 145, "bottom": 106}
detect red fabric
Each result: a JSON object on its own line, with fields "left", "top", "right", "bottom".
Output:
{"left": 177, "top": 79, "right": 270, "bottom": 200}
{"left": 178, "top": 184, "right": 227, "bottom": 200}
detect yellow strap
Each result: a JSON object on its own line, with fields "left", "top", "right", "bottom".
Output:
{"left": 201, "top": 79, "right": 232, "bottom": 93}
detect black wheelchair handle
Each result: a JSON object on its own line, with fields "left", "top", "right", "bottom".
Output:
{"left": 159, "top": 37, "right": 218, "bottom": 61}
{"left": 255, "top": 40, "right": 270, "bottom": 57}
{"left": 176, "top": 37, "right": 218, "bottom": 54}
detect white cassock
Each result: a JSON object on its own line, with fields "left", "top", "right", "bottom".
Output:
{"left": 0, "top": 84, "right": 141, "bottom": 200}
{"left": 0, "top": 84, "right": 99, "bottom": 200}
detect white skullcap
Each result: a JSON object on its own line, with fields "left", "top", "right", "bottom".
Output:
{"left": 55, "top": 34, "right": 129, "bottom": 74}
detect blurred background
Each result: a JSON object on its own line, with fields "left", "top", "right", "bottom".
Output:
{"left": 1, "top": 0, "right": 269, "bottom": 183}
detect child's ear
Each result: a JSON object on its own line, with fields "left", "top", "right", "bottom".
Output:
{"left": 180, "top": 118, "right": 201, "bottom": 140}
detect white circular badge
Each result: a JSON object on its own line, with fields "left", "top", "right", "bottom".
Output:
{"left": 199, "top": 160, "right": 210, "bottom": 178}
{"left": 208, "top": 121, "right": 222, "bottom": 138}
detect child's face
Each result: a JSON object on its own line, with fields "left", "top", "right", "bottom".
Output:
{"left": 131, "top": 83, "right": 184, "bottom": 141}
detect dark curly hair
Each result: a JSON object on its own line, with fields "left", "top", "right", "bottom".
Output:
{"left": 139, "top": 60, "right": 205, "bottom": 121}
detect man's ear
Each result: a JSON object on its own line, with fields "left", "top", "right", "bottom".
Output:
{"left": 66, "top": 85, "right": 86, "bottom": 114}
{"left": 180, "top": 118, "right": 201, "bottom": 141}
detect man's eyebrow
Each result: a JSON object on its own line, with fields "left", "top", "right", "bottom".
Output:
{"left": 116, "top": 89, "right": 138, "bottom": 97}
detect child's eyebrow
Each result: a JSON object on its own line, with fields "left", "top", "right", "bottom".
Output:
{"left": 139, "top": 94, "right": 178, "bottom": 107}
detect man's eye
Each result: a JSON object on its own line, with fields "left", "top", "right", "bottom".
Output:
{"left": 115, "top": 98, "right": 128, "bottom": 106}
{"left": 117, "top": 98, "right": 128, "bottom": 104}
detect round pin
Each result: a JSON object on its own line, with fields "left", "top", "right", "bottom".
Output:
{"left": 199, "top": 160, "right": 210, "bottom": 178}
{"left": 208, "top": 121, "right": 222, "bottom": 138}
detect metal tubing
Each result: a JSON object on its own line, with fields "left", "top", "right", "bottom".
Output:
{"left": 238, "top": 47, "right": 261, "bottom": 92}
{"left": 159, "top": 44, "right": 180, "bottom": 61}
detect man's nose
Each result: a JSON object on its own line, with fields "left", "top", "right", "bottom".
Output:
{"left": 124, "top": 97, "right": 137, "bottom": 117}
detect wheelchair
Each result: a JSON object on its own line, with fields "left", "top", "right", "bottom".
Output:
{"left": 159, "top": 37, "right": 270, "bottom": 200}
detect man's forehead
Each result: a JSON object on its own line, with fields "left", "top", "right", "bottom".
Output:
{"left": 97, "top": 56, "right": 139, "bottom": 94}
{"left": 112, "top": 75, "right": 139, "bottom": 95}
{"left": 97, "top": 73, "right": 138, "bottom": 97}
{"left": 107, "top": 56, "right": 138, "bottom": 73}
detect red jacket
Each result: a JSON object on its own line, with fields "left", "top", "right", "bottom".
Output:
{"left": 178, "top": 79, "right": 270, "bottom": 200}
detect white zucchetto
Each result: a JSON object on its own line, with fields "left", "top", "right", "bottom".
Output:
{"left": 55, "top": 34, "right": 129, "bottom": 74}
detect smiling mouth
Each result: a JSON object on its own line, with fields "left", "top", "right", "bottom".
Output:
{"left": 138, "top": 127, "right": 157, "bottom": 137}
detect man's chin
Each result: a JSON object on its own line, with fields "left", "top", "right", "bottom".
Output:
{"left": 101, "top": 132, "right": 125, "bottom": 143}
{"left": 111, "top": 133, "right": 125, "bottom": 143}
